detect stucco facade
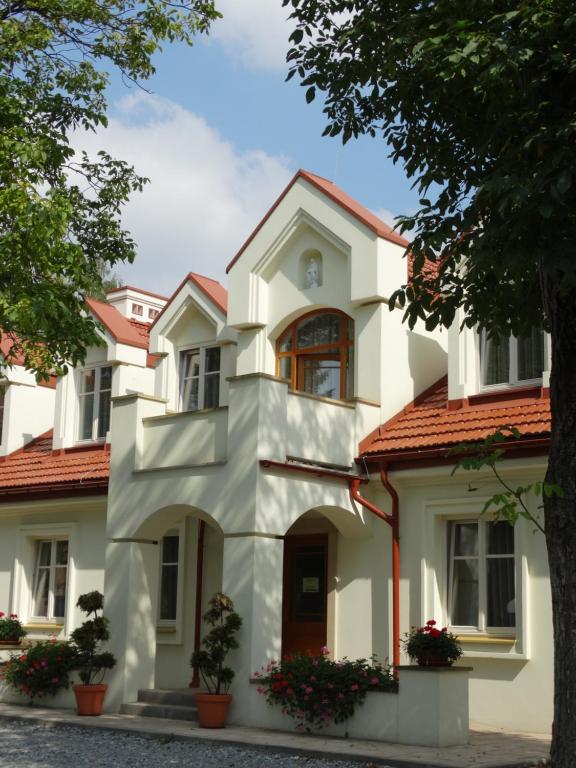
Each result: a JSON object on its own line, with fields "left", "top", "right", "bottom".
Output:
{"left": 0, "top": 170, "right": 552, "bottom": 737}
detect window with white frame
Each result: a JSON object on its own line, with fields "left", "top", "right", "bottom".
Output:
{"left": 78, "top": 366, "right": 112, "bottom": 441}
{"left": 132, "top": 303, "right": 143, "bottom": 316}
{"left": 448, "top": 519, "right": 515, "bottom": 633}
{"left": 31, "top": 539, "right": 69, "bottom": 621}
{"left": 480, "top": 328, "right": 544, "bottom": 388}
{"left": 159, "top": 534, "right": 179, "bottom": 622}
{"left": 181, "top": 347, "right": 220, "bottom": 412}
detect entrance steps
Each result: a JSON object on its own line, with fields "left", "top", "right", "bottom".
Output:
{"left": 121, "top": 688, "right": 198, "bottom": 722}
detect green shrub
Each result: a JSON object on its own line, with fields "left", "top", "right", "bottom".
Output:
{"left": 256, "top": 649, "right": 397, "bottom": 730}
{"left": 0, "top": 639, "right": 75, "bottom": 700}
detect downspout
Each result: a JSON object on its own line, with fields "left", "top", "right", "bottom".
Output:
{"left": 349, "top": 468, "right": 400, "bottom": 668}
{"left": 190, "top": 520, "right": 206, "bottom": 688}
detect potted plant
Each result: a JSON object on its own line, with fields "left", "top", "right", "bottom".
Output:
{"left": 403, "top": 619, "right": 463, "bottom": 666}
{"left": 190, "top": 592, "right": 242, "bottom": 728}
{"left": 0, "top": 612, "right": 26, "bottom": 646}
{"left": 69, "top": 591, "right": 116, "bottom": 715}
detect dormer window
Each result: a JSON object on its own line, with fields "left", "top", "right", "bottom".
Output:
{"left": 132, "top": 303, "right": 143, "bottom": 316}
{"left": 480, "top": 329, "right": 544, "bottom": 388}
{"left": 276, "top": 310, "right": 354, "bottom": 401}
{"left": 78, "top": 366, "right": 112, "bottom": 441}
{"left": 148, "top": 308, "right": 159, "bottom": 321}
{"left": 181, "top": 347, "right": 221, "bottom": 411}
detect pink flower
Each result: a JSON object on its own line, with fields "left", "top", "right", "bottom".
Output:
{"left": 370, "top": 676, "right": 380, "bottom": 685}
{"left": 320, "top": 646, "right": 330, "bottom": 656}
{"left": 351, "top": 683, "right": 359, "bottom": 691}
{"left": 51, "top": 677, "right": 59, "bottom": 683}
{"left": 0, "top": 612, "right": 4, "bottom": 618}
{"left": 305, "top": 686, "right": 313, "bottom": 694}
{"left": 287, "top": 688, "right": 294, "bottom": 695}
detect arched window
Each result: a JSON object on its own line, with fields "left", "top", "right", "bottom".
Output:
{"left": 276, "top": 310, "right": 354, "bottom": 400}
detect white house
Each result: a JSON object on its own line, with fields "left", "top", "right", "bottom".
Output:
{"left": 0, "top": 170, "right": 552, "bottom": 737}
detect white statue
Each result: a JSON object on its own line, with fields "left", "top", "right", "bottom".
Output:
{"left": 305, "top": 256, "right": 321, "bottom": 288}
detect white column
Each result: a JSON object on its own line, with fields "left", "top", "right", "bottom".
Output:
{"left": 221, "top": 534, "right": 284, "bottom": 725}
{"left": 397, "top": 665, "right": 471, "bottom": 746}
{"left": 102, "top": 540, "right": 160, "bottom": 712}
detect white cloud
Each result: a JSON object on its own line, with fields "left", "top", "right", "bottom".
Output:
{"left": 71, "top": 93, "right": 293, "bottom": 295}
{"left": 210, "top": 0, "right": 292, "bottom": 71}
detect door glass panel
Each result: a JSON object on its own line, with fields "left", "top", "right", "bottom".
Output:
{"left": 291, "top": 546, "right": 326, "bottom": 622}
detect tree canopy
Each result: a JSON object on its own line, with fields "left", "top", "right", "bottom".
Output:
{"left": 285, "top": 0, "right": 576, "bottom": 337}
{"left": 0, "top": 0, "right": 218, "bottom": 377}
{"left": 285, "top": 3, "right": 576, "bottom": 765}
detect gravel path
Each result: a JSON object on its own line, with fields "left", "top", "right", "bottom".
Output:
{"left": 0, "top": 720, "right": 390, "bottom": 768}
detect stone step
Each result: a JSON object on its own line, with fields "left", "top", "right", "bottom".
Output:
{"left": 120, "top": 701, "right": 198, "bottom": 722}
{"left": 137, "top": 688, "right": 199, "bottom": 707}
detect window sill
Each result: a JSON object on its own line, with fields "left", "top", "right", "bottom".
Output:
{"left": 456, "top": 634, "right": 515, "bottom": 645}
{"left": 470, "top": 384, "right": 544, "bottom": 406}
{"left": 156, "top": 625, "right": 177, "bottom": 634}
{"left": 24, "top": 622, "right": 64, "bottom": 632}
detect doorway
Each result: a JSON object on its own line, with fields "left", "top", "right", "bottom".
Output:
{"left": 282, "top": 534, "right": 328, "bottom": 656}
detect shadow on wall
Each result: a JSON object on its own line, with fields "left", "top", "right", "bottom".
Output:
{"left": 407, "top": 330, "right": 448, "bottom": 400}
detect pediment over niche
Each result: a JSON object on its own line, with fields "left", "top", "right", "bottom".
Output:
{"left": 256, "top": 211, "right": 349, "bottom": 289}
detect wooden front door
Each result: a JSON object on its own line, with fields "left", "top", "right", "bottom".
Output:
{"left": 282, "top": 535, "right": 328, "bottom": 656}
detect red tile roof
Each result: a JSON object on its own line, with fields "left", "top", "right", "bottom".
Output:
{"left": 86, "top": 298, "right": 149, "bottom": 350}
{"left": 0, "top": 333, "right": 26, "bottom": 368}
{"left": 359, "top": 377, "right": 550, "bottom": 463}
{"left": 150, "top": 272, "right": 228, "bottom": 330}
{"left": 0, "top": 431, "right": 109, "bottom": 498}
{"left": 226, "top": 169, "right": 409, "bottom": 274}
{"left": 127, "top": 320, "right": 160, "bottom": 368}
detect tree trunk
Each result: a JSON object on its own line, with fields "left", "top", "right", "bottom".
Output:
{"left": 543, "top": 277, "right": 576, "bottom": 767}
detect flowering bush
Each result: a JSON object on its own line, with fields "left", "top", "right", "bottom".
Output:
{"left": 0, "top": 612, "right": 26, "bottom": 642}
{"left": 256, "top": 648, "right": 397, "bottom": 730}
{"left": 0, "top": 639, "right": 75, "bottom": 700}
{"left": 403, "top": 620, "right": 463, "bottom": 666}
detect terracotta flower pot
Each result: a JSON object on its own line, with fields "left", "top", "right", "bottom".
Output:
{"left": 194, "top": 692, "right": 232, "bottom": 728}
{"left": 416, "top": 655, "right": 453, "bottom": 667}
{"left": 73, "top": 683, "right": 108, "bottom": 715}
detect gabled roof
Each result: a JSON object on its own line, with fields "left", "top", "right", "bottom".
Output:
{"left": 150, "top": 271, "right": 228, "bottom": 330}
{"left": 0, "top": 431, "right": 109, "bottom": 499}
{"left": 359, "top": 377, "right": 550, "bottom": 464}
{"left": 226, "top": 169, "right": 409, "bottom": 274}
{"left": 86, "top": 298, "right": 148, "bottom": 350}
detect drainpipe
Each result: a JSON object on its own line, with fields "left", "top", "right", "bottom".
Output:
{"left": 190, "top": 520, "right": 206, "bottom": 688}
{"left": 349, "top": 468, "right": 400, "bottom": 669}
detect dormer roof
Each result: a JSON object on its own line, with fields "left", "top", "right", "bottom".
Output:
{"left": 226, "top": 169, "right": 409, "bottom": 274}
{"left": 86, "top": 298, "right": 149, "bottom": 350}
{"left": 150, "top": 271, "right": 227, "bottom": 331}
{"left": 359, "top": 377, "right": 550, "bottom": 465}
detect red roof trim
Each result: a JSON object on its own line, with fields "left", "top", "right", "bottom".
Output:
{"left": 149, "top": 272, "right": 228, "bottom": 330}
{"left": 86, "top": 298, "right": 148, "bottom": 350}
{"left": 105, "top": 285, "right": 169, "bottom": 301}
{"left": 226, "top": 169, "right": 409, "bottom": 274}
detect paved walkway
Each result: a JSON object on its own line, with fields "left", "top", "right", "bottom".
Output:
{"left": 0, "top": 704, "right": 550, "bottom": 768}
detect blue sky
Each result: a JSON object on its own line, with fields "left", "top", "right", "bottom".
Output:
{"left": 81, "top": 1, "right": 420, "bottom": 296}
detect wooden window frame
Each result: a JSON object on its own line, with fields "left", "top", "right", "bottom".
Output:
{"left": 276, "top": 309, "right": 353, "bottom": 400}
